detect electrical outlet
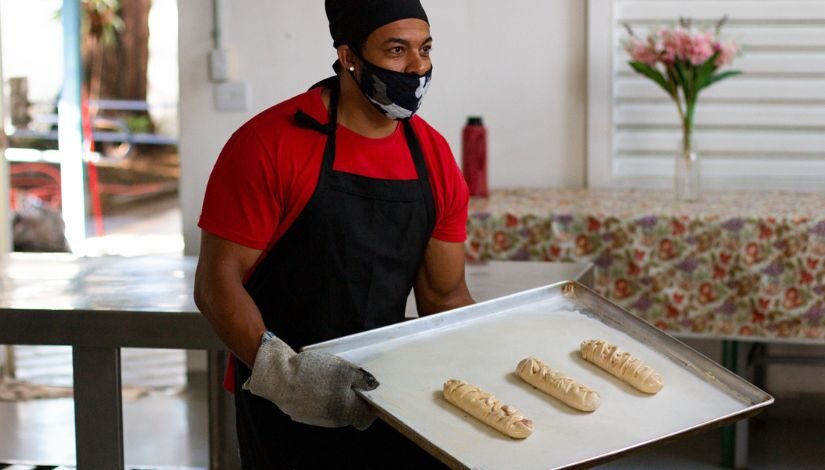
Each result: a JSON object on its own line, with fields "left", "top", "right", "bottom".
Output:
{"left": 214, "top": 81, "right": 248, "bottom": 112}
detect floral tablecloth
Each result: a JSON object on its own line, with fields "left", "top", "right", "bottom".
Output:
{"left": 466, "top": 189, "right": 825, "bottom": 342}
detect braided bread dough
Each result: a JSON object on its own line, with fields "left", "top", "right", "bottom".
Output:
{"left": 443, "top": 379, "right": 534, "bottom": 439}
{"left": 580, "top": 339, "right": 664, "bottom": 394}
{"left": 516, "top": 357, "right": 601, "bottom": 411}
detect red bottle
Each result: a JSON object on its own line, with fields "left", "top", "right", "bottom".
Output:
{"left": 462, "top": 116, "right": 488, "bottom": 197}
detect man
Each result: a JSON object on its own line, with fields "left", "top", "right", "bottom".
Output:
{"left": 194, "top": 0, "right": 473, "bottom": 467}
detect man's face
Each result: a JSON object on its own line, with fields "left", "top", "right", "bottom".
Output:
{"left": 360, "top": 19, "right": 432, "bottom": 75}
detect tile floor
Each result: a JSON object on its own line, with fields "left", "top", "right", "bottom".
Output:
{"left": 0, "top": 375, "right": 208, "bottom": 469}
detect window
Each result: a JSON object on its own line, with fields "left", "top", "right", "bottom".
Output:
{"left": 587, "top": 0, "right": 825, "bottom": 191}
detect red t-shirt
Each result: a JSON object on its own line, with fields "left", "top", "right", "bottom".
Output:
{"left": 199, "top": 87, "right": 469, "bottom": 254}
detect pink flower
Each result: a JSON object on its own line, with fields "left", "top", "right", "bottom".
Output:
{"left": 660, "top": 27, "right": 691, "bottom": 63}
{"left": 659, "top": 30, "right": 677, "bottom": 63}
{"left": 688, "top": 32, "right": 715, "bottom": 65}
{"left": 658, "top": 27, "right": 717, "bottom": 65}
{"left": 624, "top": 18, "right": 740, "bottom": 107}
{"left": 675, "top": 28, "right": 694, "bottom": 59}
{"left": 714, "top": 41, "right": 739, "bottom": 67}
{"left": 625, "top": 37, "right": 659, "bottom": 65}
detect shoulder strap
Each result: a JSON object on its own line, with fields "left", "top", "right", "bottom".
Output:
{"left": 292, "top": 76, "right": 340, "bottom": 135}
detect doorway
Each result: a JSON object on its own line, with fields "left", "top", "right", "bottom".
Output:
{"left": 0, "top": 0, "right": 186, "bottom": 407}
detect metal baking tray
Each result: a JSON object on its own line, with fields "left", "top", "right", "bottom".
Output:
{"left": 304, "top": 282, "right": 774, "bottom": 469}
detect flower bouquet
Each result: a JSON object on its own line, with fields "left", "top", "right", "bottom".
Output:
{"left": 624, "top": 17, "right": 741, "bottom": 200}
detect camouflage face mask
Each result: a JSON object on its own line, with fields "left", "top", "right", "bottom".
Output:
{"left": 349, "top": 53, "right": 433, "bottom": 121}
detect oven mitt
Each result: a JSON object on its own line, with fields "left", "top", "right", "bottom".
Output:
{"left": 242, "top": 332, "right": 379, "bottom": 430}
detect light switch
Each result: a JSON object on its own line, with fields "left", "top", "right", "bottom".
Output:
{"left": 214, "top": 81, "right": 248, "bottom": 112}
{"left": 208, "top": 49, "right": 229, "bottom": 82}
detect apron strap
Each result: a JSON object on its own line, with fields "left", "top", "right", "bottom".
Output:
{"left": 293, "top": 109, "right": 334, "bottom": 135}
{"left": 292, "top": 76, "right": 340, "bottom": 136}
{"left": 401, "top": 119, "right": 436, "bottom": 235}
{"left": 320, "top": 80, "right": 341, "bottom": 173}
{"left": 402, "top": 120, "right": 429, "bottom": 185}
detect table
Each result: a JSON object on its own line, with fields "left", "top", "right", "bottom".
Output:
{"left": 0, "top": 254, "right": 592, "bottom": 469}
{"left": 0, "top": 254, "right": 230, "bottom": 470}
{"left": 467, "top": 188, "right": 825, "bottom": 343}
{"left": 467, "top": 188, "right": 825, "bottom": 468}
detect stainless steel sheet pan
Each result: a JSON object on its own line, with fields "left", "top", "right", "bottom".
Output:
{"left": 305, "top": 282, "right": 774, "bottom": 469}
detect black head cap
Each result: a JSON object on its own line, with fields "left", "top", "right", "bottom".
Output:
{"left": 326, "top": 0, "right": 429, "bottom": 49}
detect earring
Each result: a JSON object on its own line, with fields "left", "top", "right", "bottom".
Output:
{"left": 348, "top": 66, "right": 355, "bottom": 72}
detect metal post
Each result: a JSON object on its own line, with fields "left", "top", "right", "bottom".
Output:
{"left": 59, "top": 0, "right": 87, "bottom": 253}
{"left": 721, "top": 340, "right": 749, "bottom": 469}
{"left": 2, "top": 345, "right": 14, "bottom": 378}
{"left": 0, "top": 3, "right": 14, "bottom": 380}
{"left": 208, "top": 349, "right": 241, "bottom": 469}
{"left": 72, "top": 346, "right": 124, "bottom": 469}
{"left": 0, "top": 0, "right": 11, "bottom": 255}
{"left": 721, "top": 340, "right": 736, "bottom": 467}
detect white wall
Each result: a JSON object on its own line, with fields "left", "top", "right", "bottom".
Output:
{"left": 179, "top": 0, "right": 588, "bottom": 255}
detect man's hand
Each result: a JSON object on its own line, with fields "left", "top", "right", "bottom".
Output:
{"left": 243, "top": 333, "right": 380, "bottom": 430}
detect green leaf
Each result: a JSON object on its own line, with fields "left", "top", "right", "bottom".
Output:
{"left": 694, "top": 52, "right": 721, "bottom": 91}
{"left": 671, "top": 59, "right": 686, "bottom": 88}
{"left": 664, "top": 65, "right": 680, "bottom": 92}
{"left": 629, "top": 61, "right": 675, "bottom": 98}
{"left": 672, "top": 59, "right": 692, "bottom": 102}
{"left": 703, "top": 70, "right": 742, "bottom": 90}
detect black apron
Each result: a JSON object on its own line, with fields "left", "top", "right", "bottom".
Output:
{"left": 233, "top": 78, "right": 445, "bottom": 469}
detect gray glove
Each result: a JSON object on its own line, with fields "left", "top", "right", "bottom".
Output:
{"left": 243, "top": 332, "right": 379, "bottom": 430}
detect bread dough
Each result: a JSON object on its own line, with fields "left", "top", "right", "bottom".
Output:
{"left": 516, "top": 357, "right": 600, "bottom": 411}
{"left": 443, "top": 379, "right": 534, "bottom": 439}
{"left": 580, "top": 339, "right": 664, "bottom": 394}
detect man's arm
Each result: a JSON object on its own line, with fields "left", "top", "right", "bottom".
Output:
{"left": 413, "top": 238, "right": 475, "bottom": 316}
{"left": 195, "top": 230, "right": 377, "bottom": 428}
{"left": 194, "top": 230, "right": 267, "bottom": 368}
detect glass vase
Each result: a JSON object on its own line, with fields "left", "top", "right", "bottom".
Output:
{"left": 675, "top": 133, "right": 700, "bottom": 201}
